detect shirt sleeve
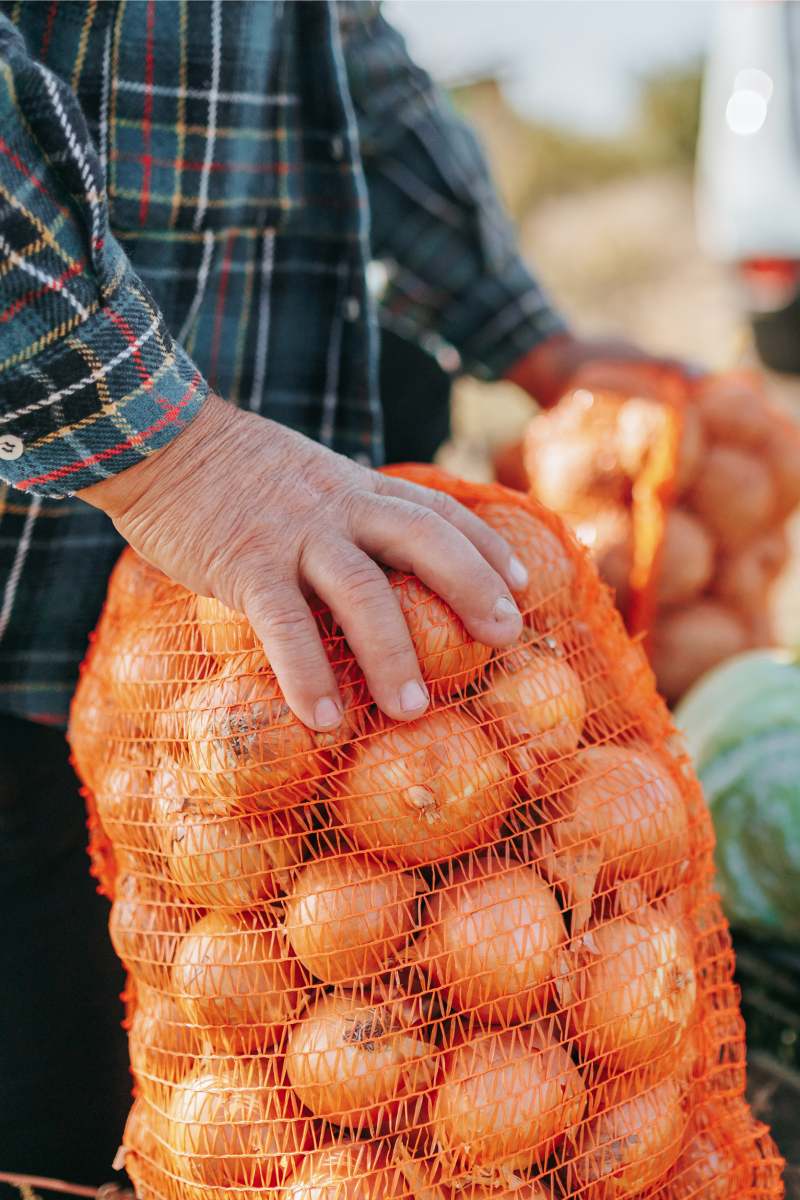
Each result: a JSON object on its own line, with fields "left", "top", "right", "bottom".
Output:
{"left": 338, "top": 2, "right": 567, "bottom": 381}
{"left": 0, "top": 16, "right": 208, "bottom": 498}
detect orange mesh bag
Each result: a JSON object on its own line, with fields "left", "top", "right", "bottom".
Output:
{"left": 521, "top": 365, "right": 800, "bottom": 702}
{"left": 68, "top": 464, "right": 783, "bottom": 1200}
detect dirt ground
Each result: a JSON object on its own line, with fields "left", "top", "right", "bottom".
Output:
{"left": 439, "top": 168, "right": 800, "bottom": 645}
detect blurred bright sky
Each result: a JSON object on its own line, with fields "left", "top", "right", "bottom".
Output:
{"left": 386, "top": 1, "right": 719, "bottom": 135}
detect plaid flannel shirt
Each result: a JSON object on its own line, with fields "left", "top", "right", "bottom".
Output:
{"left": 0, "top": 0, "right": 563, "bottom": 725}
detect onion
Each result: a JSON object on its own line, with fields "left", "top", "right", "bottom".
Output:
{"left": 197, "top": 596, "right": 260, "bottom": 656}
{"left": 491, "top": 439, "right": 529, "bottom": 493}
{"left": 424, "top": 853, "right": 567, "bottom": 1026}
{"left": 658, "top": 1102, "right": 754, "bottom": 1200}
{"left": 153, "top": 763, "right": 305, "bottom": 907}
{"left": 283, "top": 1140, "right": 411, "bottom": 1200}
{"left": 688, "top": 445, "right": 774, "bottom": 550}
{"left": 766, "top": 424, "right": 800, "bottom": 518}
{"left": 109, "top": 872, "right": 189, "bottom": 988}
{"left": 572, "top": 505, "right": 632, "bottom": 613}
{"left": 284, "top": 853, "right": 419, "bottom": 984}
{"left": 571, "top": 744, "right": 688, "bottom": 889}
{"left": 657, "top": 509, "right": 715, "bottom": 607}
{"left": 471, "top": 501, "right": 576, "bottom": 620}
{"left": 333, "top": 708, "right": 513, "bottom": 868}
{"left": 571, "top": 1077, "right": 686, "bottom": 1199}
{"left": 714, "top": 528, "right": 788, "bottom": 616}
{"left": 480, "top": 642, "right": 586, "bottom": 774}
{"left": 388, "top": 572, "right": 492, "bottom": 697}
{"left": 524, "top": 392, "right": 627, "bottom": 513}
{"left": 171, "top": 908, "right": 307, "bottom": 1054}
{"left": 106, "top": 549, "right": 187, "bottom": 619}
{"left": 284, "top": 985, "right": 438, "bottom": 1136}
{"left": 108, "top": 614, "right": 213, "bottom": 728}
{"left": 694, "top": 375, "right": 773, "bottom": 449}
{"left": 649, "top": 601, "right": 748, "bottom": 703}
{"left": 560, "top": 620, "right": 653, "bottom": 744}
{"left": 616, "top": 397, "right": 705, "bottom": 495}
{"left": 571, "top": 907, "right": 697, "bottom": 1076}
{"left": 165, "top": 1056, "right": 311, "bottom": 1189}
{"left": 129, "top": 984, "right": 199, "bottom": 1089}
{"left": 94, "top": 761, "right": 155, "bottom": 855}
{"left": 184, "top": 665, "right": 328, "bottom": 808}
{"left": 433, "top": 1024, "right": 586, "bottom": 1176}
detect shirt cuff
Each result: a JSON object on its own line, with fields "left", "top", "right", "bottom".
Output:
{"left": 0, "top": 268, "right": 209, "bottom": 498}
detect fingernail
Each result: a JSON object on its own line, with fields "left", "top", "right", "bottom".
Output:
{"left": 508, "top": 556, "right": 529, "bottom": 589}
{"left": 313, "top": 696, "right": 343, "bottom": 729}
{"left": 494, "top": 595, "right": 521, "bottom": 622}
{"left": 399, "top": 679, "right": 429, "bottom": 714}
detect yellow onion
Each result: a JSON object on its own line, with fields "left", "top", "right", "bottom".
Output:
{"left": 688, "top": 445, "right": 774, "bottom": 550}
{"left": 433, "top": 1024, "right": 586, "bottom": 1176}
{"left": 283, "top": 1141, "right": 411, "bottom": 1200}
{"left": 197, "top": 595, "right": 260, "bottom": 656}
{"left": 571, "top": 1077, "right": 686, "bottom": 1199}
{"left": 649, "top": 601, "right": 748, "bottom": 704}
{"left": 128, "top": 984, "right": 200, "bottom": 1089}
{"left": 424, "top": 853, "right": 566, "bottom": 1026}
{"left": 333, "top": 708, "right": 513, "bottom": 868}
{"left": 656, "top": 508, "right": 715, "bottom": 607}
{"left": 109, "top": 871, "right": 190, "bottom": 989}
{"left": 389, "top": 572, "right": 492, "bottom": 696}
{"left": 284, "top": 985, "right": 437, "bottom": 1137}
{"left": 480, "top": 642, "right": 586, "bottom": 775}
{"left": 164, "top": 1056, "right": 312, "bottom": 1190}
{"left": 171, "top": 908, "right": 307, "bottom": 1054}
{"left": 471, "top": 500, "right": 576, "bottom": 621}
{"left": 284, "top": 852, "right": 419, "bottom": 984}
{"left": 571, "top": 907, "right": 697, "bottom": 1076}
{"left": 153, "top": 763, "right": 305, "bottom": 906}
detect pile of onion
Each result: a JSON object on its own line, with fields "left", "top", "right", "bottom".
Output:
{"left": 333, "top": 708, "right": 513, "bottom": 867}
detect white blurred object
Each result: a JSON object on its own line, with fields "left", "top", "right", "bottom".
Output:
{"left": 696, "top": 1, "right": 800, "bottom": 261}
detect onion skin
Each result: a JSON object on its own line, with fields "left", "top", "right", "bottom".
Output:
{"left": 649, "top": 601, "right": 749, "bottom": 704}
{"left": 284, "top": 986, "right": 438, "bottom": 1136}
{"left": 389, "top": 572, "right": 492, "bottom": 696}
{"left": 572, "top": 1077, "right": 686, "bottom": 1199}
{"left": 109, "top": 872, "right": 189, "bottom": 989}
{"left": 472, "top": 501, "right": 576, "bottom": 620}
{"left": 184, "top": 666, "right": 326, "bottom": 808}
{"left": 154, "top": 764, "right": 305, "bottom": 907}
{"left": 714, "top": 527, "right": 788, "bottom": 617}
{"left": 689, "top": 445, "right": 775, "bottom": 550}
{"left": 165, "top": 1057, "right": 311, "bottom": 1189}
{"left": 94, "top": 761, "right": 155, "bottom": 854}
{"left": 694, "top": 376, "right": 774, "bottom": 449}
{"left": 656, "top": 1103, "right": 754, "bottom": 1200}
{"left": 766, "top": 423, "right": 800, "bottom": 518}
{"left": 333, "top": 708, "right": 513, "bottom": 868}
{"left": 107, "top": 609, "right": 211, "bottom": 725}
{"left": 433, "top": 1025, "right": 586, "bottom": 1175}
{"left": 424, "top": 853, "right": 567, "bottom": 1026}
{"left": 284, "top": 853, "right": 419, "bottom": 984}
{"left": 571, "top": 908, "right": 697, "bottom": 1077}
{"left": 171, "top": 908, "right": 307, "bottom": 1054}
{"left": 481, "top": 644, "right": 586, "bottom": 773}
{"left": 283, "top": 1141, "right": 411, "bottom": 1200}
{"left": 657, "top": 509, "right": 715, "bottom": 608}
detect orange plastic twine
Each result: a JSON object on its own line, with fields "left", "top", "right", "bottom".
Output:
{"left": 68, "top": 466, "right": 783, "bottom": 1200}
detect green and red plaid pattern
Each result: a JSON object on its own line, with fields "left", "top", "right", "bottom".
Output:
{"left": 0, "top": 0, "right": 561, "bottom": 724}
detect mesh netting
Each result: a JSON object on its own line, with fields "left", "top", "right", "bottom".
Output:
{"left": 68, "top": 464, "right": 783, "bottom": 1200}
{"left": 518, "top": 366, "right": 800, "bottom": 703}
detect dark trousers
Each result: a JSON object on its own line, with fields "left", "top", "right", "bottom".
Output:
{"left": 0, "top": 716, "right": 130, "bottom": 1188}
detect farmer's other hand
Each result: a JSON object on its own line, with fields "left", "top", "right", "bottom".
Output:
{"left": 505, "top": 332, "right": 687, "bottom": 409}
{"left": 80, "top": 395, "right": 527, "bottom": 730}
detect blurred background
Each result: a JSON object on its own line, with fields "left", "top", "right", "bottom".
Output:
{"left": 386, "top": 0, "right": 800, "bottom": 645}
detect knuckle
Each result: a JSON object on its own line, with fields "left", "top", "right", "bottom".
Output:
{"left": 253, "top": 601, "right": 311, "bottom": 646}
{"left": 337, "top": 559, "right": 386, "bottom": 605}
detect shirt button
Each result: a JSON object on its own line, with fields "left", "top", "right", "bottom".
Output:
{"left": 344, "top": 297, "right": 361, "bottom": 321}
{"left": 330, "top": 134, "right": 345, "bottom": 161}
{"left": 0, "top": 434, "right": 24, "bottom": 460}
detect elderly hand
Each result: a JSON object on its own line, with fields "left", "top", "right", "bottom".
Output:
{"left": 80, "top": 394, "right": 528, "bottom": 730}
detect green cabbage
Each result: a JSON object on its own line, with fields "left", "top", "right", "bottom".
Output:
{"left": 675, "top": 649, "right": 800, "bottom": 940}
